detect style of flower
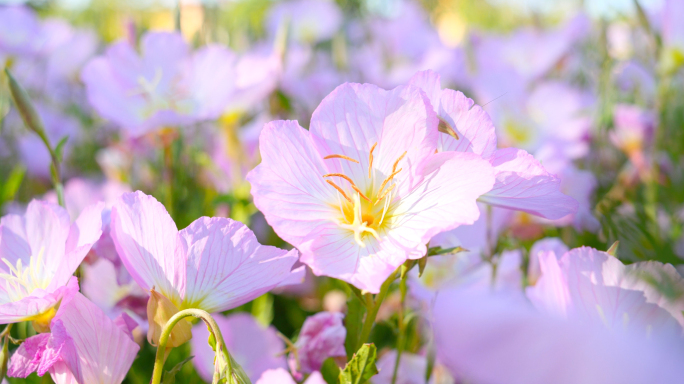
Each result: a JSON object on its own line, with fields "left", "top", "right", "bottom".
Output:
{"left": 408, "top": 70, "right": 578, "bottom": 220}
{"left": 7, "top": 292, "right": 140, "bottom": 384}
{"left": 247, "top": 82, "right": 495, "bottom": 292}
{"left": 0, "top": 200, "right": 103, "bottom": 328}
{"left": 109, "top": 191, "right": 300, "bottom": 344}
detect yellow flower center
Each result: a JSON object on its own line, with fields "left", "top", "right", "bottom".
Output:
{"left": 322, "top": 143, "right": 406, "bottom": 247}
{"left": 0, "top": 247, "right": 51, "bottom": 303}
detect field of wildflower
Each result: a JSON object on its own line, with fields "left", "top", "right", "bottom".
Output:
{"left": 1, "top": 0, "right": 684, "bottom": 383}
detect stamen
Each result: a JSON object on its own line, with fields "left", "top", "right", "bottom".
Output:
{"left": 375, "top": 184, "right": 396, "bottom": 205}
{"left": 323, "top": 174, "right": 371, "bottom": 202}
{"left": 325, "top": 180, "right": 352, "bottom": 203}
{"left": 377, "top": 168, "right": 402, "bottom": 198}
{"left": 377, "top": 189, "right": 392, "bottom": 227}
{"left": 438, "top": 117, "right": 460, "bottom": 140}
{"left": 392, "top": 151, "right": 407, "bottom": 173}
{"left": 323, "top": 154, "right": 359, "bottom": 163}
{"left": 434, "top": 148, "right": 438, "bottom": 154}
{"left": 368, "top": 142, "right": 377, "bottom": 179}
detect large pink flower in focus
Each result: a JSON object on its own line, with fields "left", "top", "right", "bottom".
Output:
{"left": 0, "top": 200, "right": 103, "bottom": 324}
{"left": 433, "top": 288, "right": 684, "bottom": 384}
{"left": 7, "top": 292, "right": 140, "bottom": 384}
{"left": 110, "top": 191, "right": 300, "bottom": 313}
{"left": 191, "top": 313, "right": 286, "bottom": 382}
{"left": 408, "top": 70, "right": 578, "bottom": 220}
{"left": 247, "top": 82, "right": 495, "bottom": 292}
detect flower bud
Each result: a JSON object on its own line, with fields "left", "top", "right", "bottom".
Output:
{"left": 146, "top": 289, "right": 192, "bottom": 348}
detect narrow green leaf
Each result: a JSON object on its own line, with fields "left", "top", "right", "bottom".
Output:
{"left": 418, "top": 256, "right": 428, "bottom": 277}
{"left": 344, "top": 292, "right": 364, "bottom": 359}
{"left": 320, "top": 357, "right": 340, "bottom": 384}
{"left": 606, "top": 241, "right": 619, "bottom": 257}
{"left": 425, "top": 337, "right": 436, "bottom": 384}
{"left": 426, "top": 246, "right": 467, "bottom": 257}
{"left": 54, "top": 135, "right": 69, "bottom": 163}
{"left": 1, "top": 165, "right": 25, "bottom": 202}
{"left": 339, "top": 344, "right": 378, "bottom": 384}
{"left": 161, "top": 355, "right": 194, "bottom": 384}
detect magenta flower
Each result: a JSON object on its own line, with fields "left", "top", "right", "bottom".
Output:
{"left": 433, "top": 287, "right": 684, "bottom": 384}
{"left": 191, "top": 313, "right": 286, "bottom": 382}
{"left": 8, "top": 292, "right": 140, "bottom": 384}
{"left": 81, "top": 32, "right": 275, "bottom": 136}
{"left": 289, "top": 312, "right": 346, "bottom": 375}
{"left": 247, "top": 82, "right": 495, "bottom": 292}
{"left": 0, "top": 200, "right": 103, "bottom": 326}
{"left": 110, "top": 191, "right": 300, "bottom": 313}
{"left": 526, "top": 246, "right": 683, "bottom": 335}
{"left": 409, "top": 70, "right": 578, "bottom": 220}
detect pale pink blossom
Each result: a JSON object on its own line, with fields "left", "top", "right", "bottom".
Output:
{"left": 526, "top": 246, "right": 683, "bottom": 335}
{"left": 527, "top": 237, "right": 569, "bottom": 285}
{"left": 247, "top": 82, "right": 495, "bottom": 292}
{"left": 110, "top": 191, "right": 300, "bottom": 313}
{"left": 408, "top": 70, "right": 578, "bottom": 220}
{"left": 191, "top": 313, "right": 286, "bottom": 382}
{"left": 256, "top": 368, "right": 326, "bottom": 384}
{"left": 433, "top": 287, "right": 684, "bottom": 384}
{"left": 7, "top": 292, "right": 140, "bottom": 384}
{"left": 289, "top": 312, "right": 346, "bottom": 375}
{"left": 0, "top": 200, "right": 103, "bottom": 324}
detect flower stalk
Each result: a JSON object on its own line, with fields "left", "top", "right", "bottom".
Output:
{"left": 356, "top": 269, "right": 397, "bottom": 350}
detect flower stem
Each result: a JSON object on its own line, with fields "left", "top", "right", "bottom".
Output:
{"left": 151, "top": 309, "right": 231, "bottom": 384}
{"left": 356, "top": 270, "right": 396, "bottom": 350}
{"left": 390, "top": 272, "right": 409, "bottom": 384}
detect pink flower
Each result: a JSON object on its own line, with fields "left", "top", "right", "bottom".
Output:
{"left": 527, "top": 237, "right": 569, "bottom": 285}
{"left": 408, "top": 70, "right": 578, "bottom": 220}
{"left": 110, "top": 191, "right": 300, "bottom": 313}
{"left": 526, "top": 246, "right": 683, "bottom": 335}
{"left": 256, "top": 368, "right": 326, "bottom": 384}
{"left": 289, "top": 312, "right": 346, "bottom": 375}
{"left": 433, "top": 288, "right": 684, "bottom": 384}
{"left": 7, "top": 292, "right": 140, "bottom": 384}
{"left": 374, "top": 350, "right": 454, "bottom": 384}
{"left": 191, "top": 313, "right": 286, "bottom": 382}
{"left": 81, "top": 32, "right": 279, "bottom": 136}
{"left": 0, "top": 200, "right": 103, "bottom": 325}
{"left": 247, "top": 82, "right": 495, "bottom": 292}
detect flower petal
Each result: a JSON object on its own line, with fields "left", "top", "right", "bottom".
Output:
{"left": 110, "top": 191, "right": 185, "bottom": 304}
{"left": 0, "top": 276, "right": 78, "bottom": 323}
{"left": 181, "top": 216, "right": 299, "bottom": 313}
{"left": 54, "top": 292, "right": 140, "bottom": 384}
{"left": 478, "top": 148, "right": 578, "bottom": 220}
{"left": 247, "top": 120, "right": 338, "bottom": 247}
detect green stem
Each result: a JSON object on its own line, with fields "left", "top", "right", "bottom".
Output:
{"left": 356, "top": 271, "right": 396, "bottom": 350}
{"left": 163, "top": 140, "right": 174, "bottom": 217}
{"left": 390, "top": 274, "right": 408, "bottom": 384}
{"left": 151, "top": 309, "right": 231, "bottom": 384}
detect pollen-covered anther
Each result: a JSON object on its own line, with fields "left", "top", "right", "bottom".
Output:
{"left": 392, "top": 151, "right": 407, "bottom": 173}
{"left": 323, "top": 174, "right": 371, "bottom": 202}
{"left": 323, "top": 154, "right": 359, "bottom": 163}
{"left": 377, "top": 168, "right": 402, "bottom": 198}
{"left": 368, "top": 142, "right": 377, "bottom": 179}
{"left": 325, "top": 180, "right": 352, "bottom": 203}
{"left": 375, "top": 184, "right": 396, "bottom": 206}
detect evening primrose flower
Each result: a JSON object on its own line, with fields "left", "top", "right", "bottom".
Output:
{"left": 0, "top": 200, "right": 103, "bottom": 329}
{"left": 7, "top": 292, "right": 140, "bottom": 384}
{"left": 109, "top": 191, "right": 300, "bottom": 345}
{"left": 408, "top": 70, "right": 578, "bottom": 220}
{"left": 247, "top": 82, "right": 495, "bottom": 292}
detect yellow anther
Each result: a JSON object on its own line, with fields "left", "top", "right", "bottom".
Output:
{"left": 375, "top": 184, "right": 396, "bottom": 206}
{"left": 368, "top": 142, "right": 377, "bottom": 179}
{"left": 392, "top": 151, "right": 407, "bottom": 173}
{"left": 377, "top": 168, "right": 402, "bottom": 198}
{"left": 323, "top": 174, "right": 370, "bottom": 202}
{"left": 323, "top": 154, "right": 359, "bottom": 163}
{"left": 325, "top": 180, "right": 352, "bottom": 203}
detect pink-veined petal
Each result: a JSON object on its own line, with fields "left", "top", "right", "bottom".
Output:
{"left": 110, "top": 191, "right": 185, "bottom": 304}
{"left": 255, "top": 368, "right": 296, "bottom": 384}
{"left": 247, "top": 120, "right": 339, "bottom": 247}
{"left": 54, "top": 292, "right": 140, "bottom": 384}
{"left": 0, "top": 276, "right": 78, "bottom": 323}
{"left": 309, "top": 82, "right": 438, "bottom": 194}
{"left": 180, "top": 217, "right": 299, "bottom": 313}
{"left": 24, "top": 200, "right": 71, "bottom": 275}
{"left": 478, "top": 148, "right": 578, "bottom": 220}
{"left": 7, "top": 333, "right": 51, "bottom": 378}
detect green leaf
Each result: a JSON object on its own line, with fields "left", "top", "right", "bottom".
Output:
{"left": 426, "top": 246, "right": 467, "bottom": 257}
{"left": 339, "top": 344, "right": 378, "bottom": 384}
{"left": 54, "top": 135, "right": 69, "bottom": 163}
{"left": 1, "top": 165, "right": 25, "bottom": 202}
{"left": 418, "top": 256, "right": 428, "bottom": 277}
{"left": 606, "top": 241, "right": 619, "bottom": 257}
{"left": 0, "top": 333, "right": 9, "bottom": 382}
{"left": 161, "top": 355, "right": 194, "bottom": 384}
{"left": 344, "top": 292, "right": 364, "bottom": 359}
{"left": 320, "top": 357, "right": 340, "bottom": 384}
